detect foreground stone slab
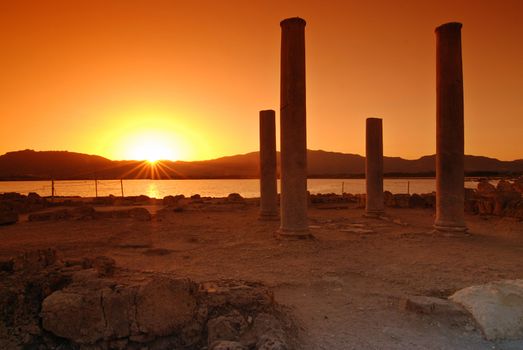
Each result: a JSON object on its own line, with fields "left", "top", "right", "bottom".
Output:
{"left": 1, "top": 249, "right": 296, "bottom": 349}
{"left": 450, "top": 279, "right": 523, "bottom": 340}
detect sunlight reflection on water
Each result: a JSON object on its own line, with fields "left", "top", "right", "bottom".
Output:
{"left": 146, "top": 183, "right": 160, "bottom": 198}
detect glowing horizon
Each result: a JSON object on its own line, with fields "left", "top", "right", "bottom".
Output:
{"left": 1, "top": 0, "right": 522, "bottom": 162}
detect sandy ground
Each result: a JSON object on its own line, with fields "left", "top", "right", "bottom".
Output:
{"left": 1, "top": 200, "right": 523, "bottom": 349}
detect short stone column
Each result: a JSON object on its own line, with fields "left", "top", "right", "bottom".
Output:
{"left": 279, "top": 17, "right": 310, "bottom": 237}
{"left": 434, "top": 22, "right": 467, "bottom": 232}
{"left": 259, "top": 110, "right": 279, "bottom": 220}
{"left": 365, "top": 118, "right": 384, "bottom": 217}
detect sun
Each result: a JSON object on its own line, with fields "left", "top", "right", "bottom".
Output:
{"left": 123, "top": 131, "right": 180, "bottom": 162}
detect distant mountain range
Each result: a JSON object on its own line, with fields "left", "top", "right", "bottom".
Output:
{"left": 0, "top": 149, "right": 522, "bottom": 180}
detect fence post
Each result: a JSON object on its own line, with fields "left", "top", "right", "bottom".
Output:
{"left": 120, "top": 179, "right": 124, "bottom": 197}
{"left": 51, "top": 179, "right": 55, "bottom": 200}
{"left": 341, "top": 181, "right": 344, "bottom": 195}
{"left": 95, "top": 179, "right": 98, "bottom": 198}
{"left": 407, "top": 181, "right": 410, "bottom": 195}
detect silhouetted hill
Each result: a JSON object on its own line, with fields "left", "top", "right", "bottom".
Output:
{"left": 0, "top": 149, "right": 522, "bottom": 180}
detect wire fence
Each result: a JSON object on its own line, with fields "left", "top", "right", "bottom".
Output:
{"left": 0, "top": 178, "right": 483, "bottom": 199}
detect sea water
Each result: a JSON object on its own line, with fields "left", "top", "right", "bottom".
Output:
{"left": 0, "top": 178, "right": 483, "bottom": 198}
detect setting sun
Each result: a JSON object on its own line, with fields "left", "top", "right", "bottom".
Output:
{"left": 123, "top": 131, "right": 180, "bottom": 162}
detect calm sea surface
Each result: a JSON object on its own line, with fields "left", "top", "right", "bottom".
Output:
{"left": 0, "top": 178, "right": 482, "bottom": 199}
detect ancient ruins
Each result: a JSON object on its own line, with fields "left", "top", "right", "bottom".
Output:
{"left": 278, "top": 17, "right": 310, "bottom": 238}
{"left": 258, "top": 110, "right": 278, "bottom": 220}
{"left": 365, "top": 118, "right": 385, "bottom": 217}
{"left": 434, "top": 22, "right": 468, "bottom": 232}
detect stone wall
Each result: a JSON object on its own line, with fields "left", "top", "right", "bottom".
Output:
{"left": 0, "top": 250, "right": 297, "bottom": 350}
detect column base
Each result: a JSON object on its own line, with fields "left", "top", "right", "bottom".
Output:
{"left": 277, "top": 228, "right": 314, "bottom": 240}
{"left": 433, "top": 222, "right": 468, "bottom": 233}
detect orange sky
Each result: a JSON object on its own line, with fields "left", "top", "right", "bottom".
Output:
{"left": 0, "top": 0, "right": 522, "bottom": 161}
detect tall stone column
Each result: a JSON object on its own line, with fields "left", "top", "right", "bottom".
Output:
{"left": 279, "top": 17, "right": 310, "bottom": 237}
{"left": 434, "top": 22, "right": 467, "bottom": 232}
{"left": 365, "top": 118, "right": 384, "bottom": 217}
{"left": 259, "top": 109, "right": 278, "bottom": 220}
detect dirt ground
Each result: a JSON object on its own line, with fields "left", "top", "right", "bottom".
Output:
{"left": 1, "top": 199, "right": 523, "bottom": 349}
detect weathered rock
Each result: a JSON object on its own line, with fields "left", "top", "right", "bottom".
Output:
{"left": 227, "top": 193, "right": 244, "bottom": 202}
{"left": 0, "top": 192, "right": 25, "bottom": 201}
{"left": 494, "top": 192, "right": 521, "bottom": 216}
{"left": 450, "top": 279, "right": 523, "bottom": 340}
{"left": 93, "top": 256, "right": 116, "bottom": 277}
{"left": 6, "top": 253, "right": 292, "bottom": 350}
{"left": 409, "top": 193, "right": 426, "bottom": 208}
{"left": 200, "top": 280, "right": 274, "bottom": 312}
{"left": 464, "top": 188, "right": 478, "bottom": 214}
{"left": 0, "top": 250, "right": 70, "bottom": 349}
{"left": 207, "top": 310, "right": 248, "bottom": 344}
{"left": 513, "top": 178, "right": 523, "bottom": 194}
{"left": 497, "top": 179, "right": 514, "bottom": 192}
{"left": 421, "top": 192, "right": 436, "bottom": 208}
{"left": 0, "top": 192, "right": 46, "bottom": 215}
{"left": 250, "top": 313, "right": 288, "bottom": 349}
{"left": 513, "top": 202, "right": 523, "bottom": 219}
{"left": 477, "top": 181, "right": 496, "bottom": 197}
{"left": 102, "top": 286, "right": 136, "bottom": 339}
{"left": 210, "top": 340, "right": 248, "bottom": 350}
{"left": 163, "top": 195, "right": 179, "bottom": 206}
{"left": 135, "top": 277, "right": 198, "bottom": 336}
{"left": 41, "top": 289, "right": 106, "bottom": 343}
{"left": 464, "top": 188, "right": 476, "bottom": 201}
{"left": 42, "top": 275, "right": 198, "bottom": 344}
{"left": 392, "top": 194, "right": 410, "bottom": 208}
{"left": 257, "top": 335, "right": 288, "bottom": 350}
{"left": 191, "top": 194, "right": 203, "bottom": 203}
{"left": 477, "top": 199, "right": 495, "bottom": 215}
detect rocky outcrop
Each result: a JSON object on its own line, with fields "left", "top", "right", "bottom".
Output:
{"left": 0, "top": 192, "right": 47, "bottom": 219}
{"left": 163, "top": 194, "right": 185, "bottom": 206}
{"left": 227, "top": 193, "right": 244, "bottom": 202}
{"left": 207, "top": 310, "right": 248, "bottom": 344}
{"left": 0, "top": 250, "right": 71, "bottom": 349}
{"left": 41, "top": 275, "right": 199, "bottom": 344}
{"left": 450, "top": 279, "right": 523, "bottom": 340}
{"left": 473, "top": 179, "right": 523, "bottom": 218}
{"left": 1, "top": 250, "right": 296, "bottom": 350}
{"left": 312, "top": 178, "right": 523, "bottom": 219}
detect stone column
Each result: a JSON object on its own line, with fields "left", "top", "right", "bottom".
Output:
{"left": 365, "top": 118, "right": 384, "bottom": 217}
{"left": 259, "top": 110, "right": 279, "bottom": 220}
{"left": 434, "top": 22, "right": 467, "bottom": 232}
{"left": 279, "top": 17, "right": 310, "bottom": 237}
